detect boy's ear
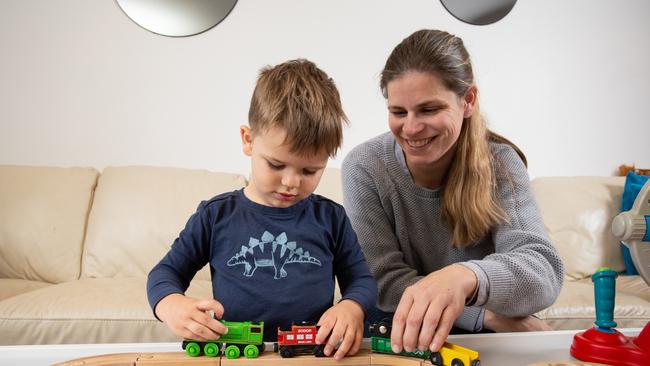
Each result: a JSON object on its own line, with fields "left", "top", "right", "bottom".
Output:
{"left": 240, "top": 125, "right": 253, "bottom": 156}
{"left": 463, "top": 85, "right": 477, "bottom": 118}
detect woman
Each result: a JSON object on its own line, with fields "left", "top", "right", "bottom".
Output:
{"left": 342, "top": 29, "right": 564, "bottom": 354}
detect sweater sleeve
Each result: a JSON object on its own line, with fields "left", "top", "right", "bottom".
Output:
{"left": 146, "top": 201, "right": 213, "bottom": 317}
{"left": 463, "top": 146, "right": 565, "bottom": 316}
{"left": 333, "top": 208, "right": 379, "bottom": 314}
{"left": 342, "top": 149, "right": 483, "bottom": 331}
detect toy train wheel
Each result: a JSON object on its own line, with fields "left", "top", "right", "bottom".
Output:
{"left": 429, "top": 351, "right": 443, "bottom": 366}
{"left": 224, "top": 344, "right": 240, "bottom": 359}
{"left": 471, "top": 360, "right": 481, "bottom": 366}
{"left": 184, "top": 342, "right": 201, "bottom": 357}
{"left": 243, "top": 344, "right": 259, "bottom": 358}
{"left": 451, "top": 358, "right": 464, "bottom": 366}
{"left": 314, "top": 344, "right": 326, "bottom": 357}
{"left": 377, "top": 321, "right": 390, "bottom": 335}
{"left": 279, "top": 346, "right": 294, "bottom": 358}
{"left": 203, "top": 342, "right": 219, "bottom": 357}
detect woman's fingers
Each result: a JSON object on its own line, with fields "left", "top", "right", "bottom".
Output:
{"left": 430, "top": 306, "right": 456, "bottom": 352}
{"left": 418, "top": 302, "right": 442, "bottom": 351}
{"left": 401, "top": 297, "right": 429, "bottom": 352}
{"left": 390, "top": 292, "right": 414, "bottom": 353}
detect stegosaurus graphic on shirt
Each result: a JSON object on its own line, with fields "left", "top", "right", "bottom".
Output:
{"left": 226, "top": 231, "right": 321, "bottom": 279}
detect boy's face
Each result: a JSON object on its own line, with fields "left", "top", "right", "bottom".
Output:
{"left": 241, "top": 125, "right": 329, "bottom": 208}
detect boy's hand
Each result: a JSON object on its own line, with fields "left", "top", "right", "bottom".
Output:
{"left": 155, "top": 293, "right": 228, "bottom": 340}
{"left": 315, "top": 299, "right": 365, "bottom": 360}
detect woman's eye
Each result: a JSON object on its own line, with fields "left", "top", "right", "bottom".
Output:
{"left": 391, "top": 111, "right": 407, "bottom": 117}
{"left": 267, "top": 162, "right": 284, "bottom": 170}
{"left": 422, "top": 108, "right": 438, "bottom": 114}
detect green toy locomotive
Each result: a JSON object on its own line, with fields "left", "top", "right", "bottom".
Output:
{"left": 182, "top": 320, "right": 265, "bottom": 359}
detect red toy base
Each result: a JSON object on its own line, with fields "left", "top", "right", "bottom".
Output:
{"left": 570, "top": 324, "right": 650, "bottom": 366}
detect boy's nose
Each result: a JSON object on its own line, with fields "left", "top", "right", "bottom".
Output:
{"left": 282, "top": 173, "right": 300, "bottom": 189}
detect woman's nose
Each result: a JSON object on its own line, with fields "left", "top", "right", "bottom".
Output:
{"left": 402, "top": 113, "right": 424, "bottom": 136}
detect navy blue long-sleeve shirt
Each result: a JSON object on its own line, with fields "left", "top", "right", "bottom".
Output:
{"left": 147, "top": 189, "right": 378, "bottom": 341}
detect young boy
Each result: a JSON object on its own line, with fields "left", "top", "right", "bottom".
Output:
{"left": 147, "top": 59, "right": 377, "bottom": 360}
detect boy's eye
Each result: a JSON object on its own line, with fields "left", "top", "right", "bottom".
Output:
{"left": 303, "top": 169, "right": 317, "bottom": 176}
{"left": 267, "top": 161, "right": 284, "bottom": 170}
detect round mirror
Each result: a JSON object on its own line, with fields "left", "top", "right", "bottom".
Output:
{"left": 116, "top": 0, "right": 238, "bottom": 37}
{"left": 440, "top": 0, "right": 517, "bottom": 26}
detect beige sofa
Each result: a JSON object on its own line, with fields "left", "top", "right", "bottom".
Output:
{"left": 0, "top": 166, "right": 648, "bottom": 345}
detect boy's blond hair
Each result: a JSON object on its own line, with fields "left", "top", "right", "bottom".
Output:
{"left": 248, "top": 59, "right": 348, "bottom": 157}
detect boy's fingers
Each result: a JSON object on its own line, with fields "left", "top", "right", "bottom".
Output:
{"left": 195, "top": 299, "right": 228, "bottom": 334}
{"left": 325, "top": 322, "right": 345, "bottom": 357}
{"left": 186, "top": 321, "right": 219, "bottom": 341}
{"left": 197, "top": 299, "right": 225, "bottom": 319}
{"left": 193, "top": 311, "right": 228, "bottom": 335}
{"left": 316, "top": 316, "right": 334, "bottom": 344}
{"left": 349, "top": 333, "right": 362, "bottom": 356}
{"left": 333, "top": 326, "right": 355, "bottom": 360}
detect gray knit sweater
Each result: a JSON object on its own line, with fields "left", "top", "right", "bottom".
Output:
{"left": 341, "top": 132, "right": 564, "bottom": 331}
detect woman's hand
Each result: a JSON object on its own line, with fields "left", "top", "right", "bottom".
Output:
{"left": 315, "top": 299, "right": 365, "bottom": 360}
{"left": 391, "top": 264, "right": 477, "bottom": 354}
{"left": 483, "top": 309, "right": 553, "bottom": 332}
{"left": 155, "top": 293, "right": 229, "bottom": 340}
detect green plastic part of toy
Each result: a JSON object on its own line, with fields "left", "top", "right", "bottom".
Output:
{"left": 244, "top": 344, "right": 259, "bottom": 358}
{"left": 185, "top": 342, "right": 201, "bottom": 357}
{"left": 203, "top": 342, "right": 219, "bottom": 357}
{"left": 225, "top": 344, "right": 240, "bottom": 359}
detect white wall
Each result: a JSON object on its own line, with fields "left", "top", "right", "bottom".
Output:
{"left": 1, "top": 0, "right": 648, "bottom": 178}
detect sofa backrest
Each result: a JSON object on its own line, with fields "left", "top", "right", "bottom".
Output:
{"left": 0, "top": 165, "right": 99, "bottom": 283}
{"left": 81, "top": 166, "right": 247, "bottom": 279}
{"left": 314, "top": 168, "right": 342, "bottom": 204}
{"left": 531, "top": 176, "right": 626, "bottom": 280}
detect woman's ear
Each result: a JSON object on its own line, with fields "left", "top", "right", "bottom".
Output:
{"left": 463, "top": 85, "right": 478, "bottom": 118}
{"left": 240, "top": 125, "right": 253, "bottom": 156}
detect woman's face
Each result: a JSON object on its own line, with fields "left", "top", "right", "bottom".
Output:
{"left": 386, "top": 71, "right": 474, "bottom": 171}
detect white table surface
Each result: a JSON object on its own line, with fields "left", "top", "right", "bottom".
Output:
{"left": 0, "top": 328, "right": 642, "bottom": 366}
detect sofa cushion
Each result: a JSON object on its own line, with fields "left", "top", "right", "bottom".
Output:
{"left": 0, "top": 166, "right": 99, "bottom": 283}
{"left": 531, "top": 176, "right": 626, "bottom": 280}
{"left": 314, "top": 168, "right": 342, "bottom": 204}
{"left": 617, "top": 275, "right": 650, "bottom": 303}
{"left": 535, "top": 278, "right": 650, "bottom": 330}
{"left": 81, "top": 166, "right": 247, "bottom": 280}
{"left": 0, "top": 278, "right": 212, "bottom": 345}
{"left": 0, "top": 279, "right": 51, "bottom": 301}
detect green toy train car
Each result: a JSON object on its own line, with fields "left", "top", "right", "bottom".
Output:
{"left": 369, "top": 321, "right": 480, "bottom": 366}
{"left": 182, "top": 320, "right": 265, "bottom": 359}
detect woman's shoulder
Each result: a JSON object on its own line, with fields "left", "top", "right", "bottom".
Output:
{"left": 489, "top": 140, "right": 526, "bottom": 172}
{"left": 489, "top": 140, "right": 531, "bottom": 190}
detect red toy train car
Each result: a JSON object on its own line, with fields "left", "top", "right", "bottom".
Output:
{"left": 273, "top": 322, "right": 326, "bottom": 358}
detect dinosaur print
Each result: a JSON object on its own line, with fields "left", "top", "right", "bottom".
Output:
{"left": 226, "top": 231, "right": 321, "bottom": 279}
